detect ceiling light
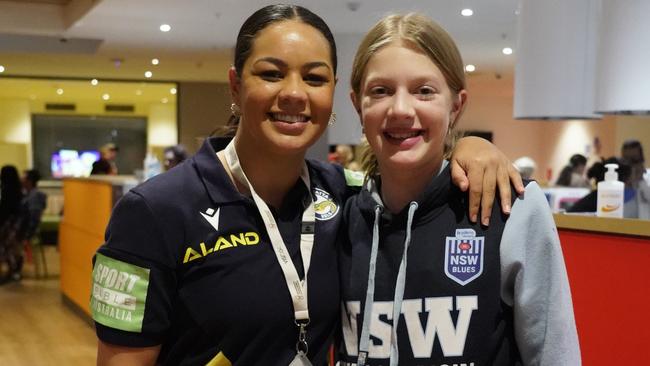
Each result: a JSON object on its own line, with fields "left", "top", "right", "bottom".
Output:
{"left": 102, "top": 94, "right": 110, "bottom": 101}
{"left": 162, "top": 98, "right": 169, "bottom": 104}
{"left": 461, "top": 8, "right": 474, "bottom": 17}
{"left": 151, "top": 58, "right": 159, "bottom": 65}
{"left": 91, "top": 79, "right": 99, "bottom": 86}
{"left": 144, "top": 71, "right": 153, "bottom": 78}
{"left": 465, "top": 64, "right": 476, "bottom": 72}
{"left": 56, "top": 88, "right": 64, "bottom": 95}
{"left": 502, "top": 47, "right": 513, "bottom": 55}
{"left": 160, "top": 24, "right": 171, "bottom": 32}
{"left": 170, "top": 87, "right": 177, "bottom": 95}
{"left": 0, "top": 65, "right": 5, "bottom": 73}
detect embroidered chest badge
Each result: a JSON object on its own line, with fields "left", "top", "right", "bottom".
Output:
{"left": 444, "top": 228, "right": 485, "bottom": 286}
{"left": 313, "top": 188, "right": 339, "bottom": 221}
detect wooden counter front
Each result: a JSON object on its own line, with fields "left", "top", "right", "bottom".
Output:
{"left": 555, "top": 214, "right": 650, "bottom": 364}
{"left": 59, "top": 177, "right": 136, "bottom": 316}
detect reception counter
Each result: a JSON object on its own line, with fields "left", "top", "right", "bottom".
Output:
{"left": 556, "top": 214, "right": 650, "bottom": 364}
{"left": 59, "top": 176, "right": 137, "bottom": 316}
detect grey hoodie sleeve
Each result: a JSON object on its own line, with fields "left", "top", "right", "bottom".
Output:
{"left": 500, "top": 181, "right": 581, "bottom": 365}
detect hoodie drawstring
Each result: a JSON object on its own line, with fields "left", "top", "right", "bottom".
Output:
{"left": 357, "top": 205, "right": 383, "bottom": 366}
{"left": 357, "top": 202, "right": 419, "bottom": 366}
{"left": 389, "top": 201, "right": 418, "bottom": 366}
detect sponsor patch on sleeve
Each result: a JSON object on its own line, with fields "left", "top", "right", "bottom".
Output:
{"left": 90, "top": 253, "right": 150, "bottom": 332}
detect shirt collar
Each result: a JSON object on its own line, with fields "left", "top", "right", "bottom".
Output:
{"left": 193, "top": 136, "right": 312, "bottom": 208}
{"left": 193, "top": 136, "right": 242, "bottom": 204}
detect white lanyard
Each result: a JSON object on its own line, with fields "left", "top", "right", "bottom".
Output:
{"left": 224, "top": 140, "right": 315, "bottom": 326}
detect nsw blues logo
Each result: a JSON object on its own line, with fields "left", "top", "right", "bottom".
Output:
{"left": 444, "top": 229, "right": 484, "bottom": 286}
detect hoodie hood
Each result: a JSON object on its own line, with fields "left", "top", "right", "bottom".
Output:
{"left": 355, "top": 161, "right": 457, "bottom": 226}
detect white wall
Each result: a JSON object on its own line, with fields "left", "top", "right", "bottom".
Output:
{"left": 148, "top": 103, "right": 177, "bottom": 147}
{"left": 615, "top": 115, "right": 650, "bottom": 159}
{"left": 0, "top": 98, "right": 32, "bottom": 169}
{"left": 330, "top": 33, "right": 364, "bottom": 146}
{"left": 0, "top": 98, "right": 31, "bottom": 144}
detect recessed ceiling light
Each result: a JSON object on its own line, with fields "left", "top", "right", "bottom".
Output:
{"left": 465, "top": 64, "right": 476, "bottom": 72}
{"left": 91, "top": 79, "right": 99, "bottom": 86}
{"left": 461, "top": 8, "right": 474, "bottom": 17}
{"left": 56, "top": 88, "right": 64, "bottom": 95}
{"left": 160, "top": 24, "right": 171, "bottom": 32}
{"left": 102, "top": 94, "right": 110, "bottom": 101}
{"left": 0, "top": 65, "right": 5, "bottom": 73}
{"left": 135, "top": 90, "right": 143, "bottom": 96}
{"left": 502, "top": 47, "right": 513, "bottom": 55}
{"left": 144, "top": 71, "right": 153, "bottom": 78}
{"left": 162, "top": 97, "right": 169, "bottom": 104}
{"left": 151, "top": 58, "right": 159, "bottom": 65}
{"left": 170, "top": 87, "right": 177, "bottom": 95}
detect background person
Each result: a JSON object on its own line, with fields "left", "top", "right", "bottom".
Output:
{"left": 0, "top": 165, "right": 25, "bottom": 281}
{"left": 333, "top": 144, "right": 361, "bottom": 171}
{"left": 513, "top": 156, "right": 537, "bottom": 180}
{"left": 555, "top": 153, "right": 589, "bottom": 187}
{"left": 91, "top": 143, "right": 119, "bottom": 175}
{"left": 19, "top": 169, "right": 47, "bottom": 241}
{"left": 163, "top": 144, "right": 188, "bottom": 171}
{"left": 621, "top": 139, "right": 645, "bottom": 187}
{"left": 619, "top": 140, "right": 650, "bottom": 218}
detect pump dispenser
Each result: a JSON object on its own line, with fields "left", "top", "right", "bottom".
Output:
{"left": 596, "top": 163, "right": 624, "bottom": 218}
{"left": 143, "top": 149, "right": 162, "bottom": 181}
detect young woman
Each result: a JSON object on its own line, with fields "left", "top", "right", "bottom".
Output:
{"left": 0, "top": 165, "right": 24, "bottom": 282}
{"left": 555, "top": 154, "right": 589, "bottom": 187}
{"left": 93, "top": 5, "right": 522, "bottom": 365}
{"left": 338, "top": 14, "right": 580, "bottom": 365}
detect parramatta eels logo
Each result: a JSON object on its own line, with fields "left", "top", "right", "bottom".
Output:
{"left": 313, "top": 188, "right": 338, "bottom": 221}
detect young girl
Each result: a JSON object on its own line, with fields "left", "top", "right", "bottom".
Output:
{"left": 339, "top": 14, "right": 580, "bottom": 365}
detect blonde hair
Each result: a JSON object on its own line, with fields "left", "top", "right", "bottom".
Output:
{"left": 351, "top": 13, "right": 467, "bottom": 179}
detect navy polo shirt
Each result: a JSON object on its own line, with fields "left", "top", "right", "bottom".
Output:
{"left": 91, "top": 137, "right": 349, "bottom": 365}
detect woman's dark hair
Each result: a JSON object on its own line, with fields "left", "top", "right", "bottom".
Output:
{"left": 234, "top": 4, "right": 337, "bottom": 76}
{"left": 622, "top": 139, "right": 645, "bottom": 164}
{"left": 0, "top": 165, "right": 23, "bottom": 225}
{"left": 556, "top": 154, "right": 587, "bottom": 186}
{"left": 555, "top": 166, "right": 573, "bottom": 186}
{"left": 217, "top": 4, "right": 337, "bottom": 137}
{"left": 569, "top": 154, "right": 587, "bottom": 168}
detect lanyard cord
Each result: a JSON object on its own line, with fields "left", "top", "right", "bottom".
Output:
{"left": 224, "top": 140, "right": 315, "bottom": 323}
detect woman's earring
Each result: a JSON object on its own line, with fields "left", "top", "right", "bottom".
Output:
{"left": 328, "top": 112, "right": 337, "bottom": 127}
{"left": 230, "top": 103, "right": 241, "bottom": 117}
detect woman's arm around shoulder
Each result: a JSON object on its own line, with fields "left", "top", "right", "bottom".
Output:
{"left": 449, "top": 136, "right": 525, "bottom": 226}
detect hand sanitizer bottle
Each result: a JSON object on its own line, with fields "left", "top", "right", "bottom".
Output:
{"left": 597, "top": 164, "right": 624, "bottom": 218}
{"left": 143, "top": 150, "right": 162, "bottom": 181}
